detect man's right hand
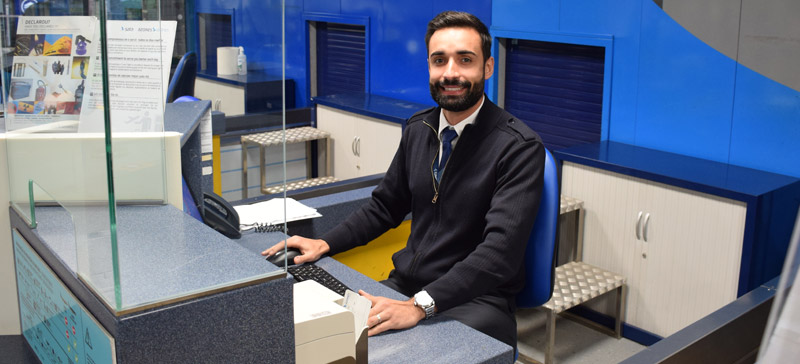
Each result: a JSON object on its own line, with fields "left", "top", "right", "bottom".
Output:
{"left": 261, "top": 235, "right": 330, "bottom": 265}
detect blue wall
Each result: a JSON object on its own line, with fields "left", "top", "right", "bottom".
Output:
{"left": 194, "top": 0, "right": 800, "bottom": 178}
{"left": 491, "top": 0, "right": 800, "bottom": 178}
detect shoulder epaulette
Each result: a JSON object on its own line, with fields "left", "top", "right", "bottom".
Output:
{"left": 506, "top": 117, "right": 540, "bottom": 142}
{"left": 407, "top": 106, "right": 436, "bottom": 125}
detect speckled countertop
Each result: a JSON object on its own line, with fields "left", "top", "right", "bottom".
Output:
{"left": 32, "top": 204, "right": 284, "bottom": 311}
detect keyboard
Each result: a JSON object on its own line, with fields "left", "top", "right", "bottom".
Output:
{"left": 287, "top": 264, "right": 352, "bottom": 296}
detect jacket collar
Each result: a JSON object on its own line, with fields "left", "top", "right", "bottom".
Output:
{"left": 422, "top": 95, "right": 502, "bottom": 137}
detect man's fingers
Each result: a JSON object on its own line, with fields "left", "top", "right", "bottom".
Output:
{"left": 293, "top": 253, "right": 312, "bottom": 265}
{"left": 358, "top": 290, "right": 378, "bottom": 306}
{"left": 261, "top": 237, "right": 296, "bottom": 256}
{"left": 368, "top": 312, "right": 391, "bottom": 336}
{"left": 261, "top": 241, "right": 284, "bottom": 256}
{"left": 368, "top": 324, "right": 389, "bottom": 336}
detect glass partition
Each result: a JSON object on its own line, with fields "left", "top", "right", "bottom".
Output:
{"left": 1, "top": 0, "right": 289, "bottom": 314}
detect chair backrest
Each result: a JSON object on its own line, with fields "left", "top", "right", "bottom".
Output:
{"left": 166, "top": 52, "right": 197, "bottom": 103}
{"left": 516, "top": 148, "right": 559, "bottom": 308}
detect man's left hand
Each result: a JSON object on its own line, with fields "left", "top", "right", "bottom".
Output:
{"left": 360, "top": 290, "right": 425, "bottom": 336}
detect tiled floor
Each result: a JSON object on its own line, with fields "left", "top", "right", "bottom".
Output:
{"left": 515, "top": 308, "right": 645, "bottom": 364}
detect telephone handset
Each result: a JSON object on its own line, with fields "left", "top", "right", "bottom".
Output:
{"left": 202, "top": 192, "right": 241, "bottom": 239}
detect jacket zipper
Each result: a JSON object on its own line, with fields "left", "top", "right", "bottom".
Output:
{"left": 412, "top": 120, "right": 441, "bottom": 273}
{"left": 423, "top": 121, "right": 441, "bottom": 203}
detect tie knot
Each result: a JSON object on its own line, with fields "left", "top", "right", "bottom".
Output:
{"left": 441, "top": 128, "right": 457, "bottom": 143}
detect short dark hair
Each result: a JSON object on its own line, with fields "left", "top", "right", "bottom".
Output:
{"left": 425, "top": 11, "right": 492, "bottom": 62}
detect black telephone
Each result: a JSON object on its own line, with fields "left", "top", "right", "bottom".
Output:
{"left": 202, "top": 192, "right": 241, "bottom": 239}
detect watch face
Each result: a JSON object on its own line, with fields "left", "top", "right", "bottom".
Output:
{"left": 416, "top": 291, "right": 434, "bottom": 307}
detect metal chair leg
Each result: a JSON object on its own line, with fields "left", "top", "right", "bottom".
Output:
{"left": 241, "top": 140, "right": 249, "bottom": 199}
{"left": 614, "top": 285, "right": 627, "bottom": 339}
{"left": 545, "top": 309, "right": 556, "bottom": 364}
{"left": 575, "top": 207, "right": 585, "bottom": 262}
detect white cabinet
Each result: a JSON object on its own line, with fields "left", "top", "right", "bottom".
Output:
{"left": 194, "top": 77, "right": 245, "bottom": 116}
{"left": 316, "top": 105, "right": 402, "bottom": 180}
{"left": 193, "top": 72, "right": 292, "bottom": 116}
{"left": 561, "top": 162, "right": 747, "bottom": 337}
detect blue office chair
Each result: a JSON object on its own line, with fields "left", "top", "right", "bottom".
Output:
{"left": 515, "top": 148, "right": 559, "bottom": 363}
{"left": 514, "top": 149, "right": 561, "bottom": 364}
{"left": 517, "top": 147, "right": 559, "bottom": 308}
{"left": 166, "top": 51, "right": 197, "bottom": 103}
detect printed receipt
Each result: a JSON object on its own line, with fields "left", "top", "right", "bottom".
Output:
{"left": 342, "top": 290, "right": 371, "bottom": 342}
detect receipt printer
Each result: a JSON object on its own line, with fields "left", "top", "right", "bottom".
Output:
{"left": 294, "top": 280, "right": 355, "bottom": 364}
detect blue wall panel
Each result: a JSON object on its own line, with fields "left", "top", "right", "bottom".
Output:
{"left": 304, "top": 0, "right": 340, "bottom": 14}
{"left": 491, "top": 0, "right": 559, "bottom": 32}
{"left": 729, "top": 65, "right": 800, "bottom": 176}
{"left": 286, "top": 1, "right": 310, "bottom": 107}
{"left": 633, "top": 1, "right": 736, "bottom": 163}
{"left": 373, "top": 1, "right": 431, "bottom": 101}
{"left": 433, "top": 0, "right": 490, "bottom": 25}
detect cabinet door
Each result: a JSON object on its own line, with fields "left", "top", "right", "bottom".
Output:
{"left": 356, "top": 117, "right": 401, "bottom": 176}
{"left": 194, "top": 78, "right": 245, "bottom": 116}
{"left": 636, "top": 179, "right": 746, "bottom": 337}
{"left": 316, "top": 106, "right": 359, "bottom": 180}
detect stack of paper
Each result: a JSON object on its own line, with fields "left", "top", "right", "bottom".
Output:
{"left": 234, "top": 198, "right": 322, "bottom": 227}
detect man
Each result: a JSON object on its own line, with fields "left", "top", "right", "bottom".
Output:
{"left": 263, "top": 10, "right": 544, "bottom": 350}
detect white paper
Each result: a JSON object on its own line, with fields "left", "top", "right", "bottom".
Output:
{"left": 233, "top": 198, "right": 322, "bottom": 227}
{"left": 79, "top": 20, "right": 177, "bottom": 132}
{"left": 200, "top": 109, "right": 213, "bottom": 154}
{"left": 342, "top": 290, "right": 371, "bottom": 343}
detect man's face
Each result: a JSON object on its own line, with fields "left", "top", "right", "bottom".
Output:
{"left": 428, "top": 27, "right": 494, "bottom": 112}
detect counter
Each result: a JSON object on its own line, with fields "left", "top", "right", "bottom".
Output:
{"left": 10, "top": 192, "right": 513, "bottom": 363}
{"left": 312, "top": 92, "right": 433, "bottom": 126}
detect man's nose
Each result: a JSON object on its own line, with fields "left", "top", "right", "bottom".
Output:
{"left": 443, "top": 59, "right": 459, "bottom": 78}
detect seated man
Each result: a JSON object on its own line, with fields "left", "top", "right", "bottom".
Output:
{"left": 263, "top": 10, "right": 544, "bottom": 351}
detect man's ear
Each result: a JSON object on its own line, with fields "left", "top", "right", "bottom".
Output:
{"left": 484, "top": 56, "right": 495, "bottom": 80}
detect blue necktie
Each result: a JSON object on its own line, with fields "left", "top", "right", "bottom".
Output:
{"left": 436, "top": 128, "right": 458, "bottom": 182}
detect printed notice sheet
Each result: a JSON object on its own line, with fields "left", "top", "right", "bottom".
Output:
{"left": 5, "top": 16, "right": 98, "bottom": 131}
{"left": 80, "top": 20, "right": 177, "bottom": 132}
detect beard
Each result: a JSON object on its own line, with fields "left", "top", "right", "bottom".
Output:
{"left": 429, "top": 77, "right": 485, "bottom": 112}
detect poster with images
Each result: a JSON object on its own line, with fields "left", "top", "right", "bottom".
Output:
{"left": 5, "top": 17, "right": 98, "bottom": 131}
{"left": 79, "top": 20, "right": 177, "bottom": 132}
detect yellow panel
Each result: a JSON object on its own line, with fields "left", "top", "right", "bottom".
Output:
{"left": 332, "top": 220, "right": 411, "bottom": 281}
{"left": 212, "top": 135, "right": 222, "bottom": 195}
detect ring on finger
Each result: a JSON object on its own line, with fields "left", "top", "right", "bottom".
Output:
{"left": 376, "top": 313, "right": 382, "bottom": 324}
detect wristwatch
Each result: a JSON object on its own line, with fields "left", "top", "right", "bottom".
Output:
{"left": 414, "top": 290, "right": 436, "bottom": 319}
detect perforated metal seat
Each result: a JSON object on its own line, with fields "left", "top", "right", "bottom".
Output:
{"left": 241, "top": 127, "right": 336, "bottom": 197}
{"left": 544, "top": 261, "right": 626, "bottom": 315}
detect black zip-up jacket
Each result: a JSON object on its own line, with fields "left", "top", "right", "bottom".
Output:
{"left": 322, "top": 99, "right": 544, "bottom": 312}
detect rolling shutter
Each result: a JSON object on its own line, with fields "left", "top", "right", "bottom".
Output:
{"left": 504, "top": 39, "right": 604, "bottom": 150}
{"left": 317, "top": 22, "right": 366, "bottom": 96}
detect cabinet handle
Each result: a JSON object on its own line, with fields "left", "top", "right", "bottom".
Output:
{"left": 643, "top": 213, "right": 651, "bottom": 242}
{"left": 635, "top": 211, "right": 643, "bottom": 240}
{"left": 356, "top": 136, "right": 361, "bottom": 156}
{"left": 351, "top": 137, "right": 358, "bottom": 156}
